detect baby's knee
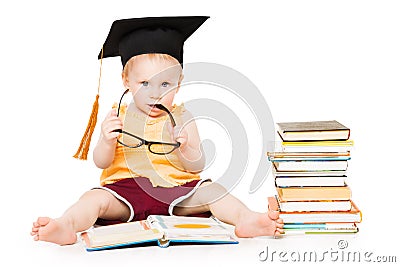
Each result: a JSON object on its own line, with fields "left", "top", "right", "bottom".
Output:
{"left": 79, "top": 189, "right": 103, "bottom": 199}
{"left": 79, "top": 189, "right": 111, "bottom": 211}
{"left": 198, "top": 181, "right": 228, "bottom": 203}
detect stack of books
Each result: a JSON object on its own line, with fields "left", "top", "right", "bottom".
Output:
{"left": 267, "top": 120, "right": 362, "bottom": 235}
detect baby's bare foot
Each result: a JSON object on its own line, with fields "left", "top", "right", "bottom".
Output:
{"left": 234, "top": 210, "right": 284, "bottom": 237}
{"left": 31, "top": 217, "right": 77, "bottom": 245}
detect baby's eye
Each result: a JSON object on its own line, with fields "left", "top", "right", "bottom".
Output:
{"left": 141, "top": 81, "right": 149, "bottom": 87}
{"left": 161, "top": 82, "right": 169, "bottom": 87}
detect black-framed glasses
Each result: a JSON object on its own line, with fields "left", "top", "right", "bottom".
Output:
{"left": 113, "top": 89, "right": 181, "bottom": 155}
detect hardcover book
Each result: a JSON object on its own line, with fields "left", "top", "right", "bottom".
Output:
{"left": 276, "top": 185, "right": 352, "bottom": 201}
{"left": 267, "top": 151, "right": 351, "bottom": 161}
{"left": 272, "top": 167, "right": 348, "bottom": 177}
{"left": 275, "top": 175, "right": 347, "bottom": 187}
{"left": 272, "top": 160, "right": 348, "bottom": 172}
{"left": 275, "top": 195, "right": 352, "bottom": 212}
{"left": 81, "top": 215, "right": 238, "bottom": 251}
{"left": 268, "top": 151, "right": 351, "bottom": 173}
{"left": 280, "top": 140, "right": 354, "bottom": 152}
{"left": 277, "top": 120, "right": 350, "bottom": 141}
{"left": 282, "top": 222, "right": 359, "bottom": 235}
{"left": 268, "top": 197, "right": 362, "bottom": 223}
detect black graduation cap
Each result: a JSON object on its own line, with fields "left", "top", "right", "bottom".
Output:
{"left": 99, "top": 16, "right": 209, "bottom": 67}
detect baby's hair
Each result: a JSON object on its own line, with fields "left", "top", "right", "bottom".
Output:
{"left": 122, "top": 53, "right": 182, "bottom": 79}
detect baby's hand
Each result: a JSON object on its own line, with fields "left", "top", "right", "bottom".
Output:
{"left": 101, "top": 109, "right": 123, "bottom": 145}
{"left": 168, "top": 122, "right": 188, "bottom": 148}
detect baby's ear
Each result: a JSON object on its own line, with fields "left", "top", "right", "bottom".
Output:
{"left": 121, "top": 72, "right": 130, "bottom": 90}
{"left": 176, "top": 73, "right": 184, "bottom": 93}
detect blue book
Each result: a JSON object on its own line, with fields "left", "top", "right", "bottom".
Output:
{"left": 283, "top": 222, "right": 359, "bottom": 235}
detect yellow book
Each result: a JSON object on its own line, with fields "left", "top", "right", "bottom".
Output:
{"left": 281, "top": 140, "right": 354, "bottom": 152}
{"left": 281, "top": 140, "right": 354, "bottom": 147}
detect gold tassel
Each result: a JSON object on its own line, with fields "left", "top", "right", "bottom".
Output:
{"left": 73, "top": 94, "right": 99, "bottom": 160}
{"left": 73, "top": 47, "right": 104, "bottom": 160}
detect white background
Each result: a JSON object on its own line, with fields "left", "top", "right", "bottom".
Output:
{"left": 1, "top": 0, "right": 399, "bottom": 266}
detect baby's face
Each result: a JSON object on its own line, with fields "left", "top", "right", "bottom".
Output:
{"left": 124, "top": 55, "right": 182, "bottom": 117}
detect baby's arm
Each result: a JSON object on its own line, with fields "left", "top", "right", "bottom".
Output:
{"left": 93, "top": 109, "right": 123, "bottom": 169}
{"left": 169, "top": 110, "right": 205, "bottom": 173}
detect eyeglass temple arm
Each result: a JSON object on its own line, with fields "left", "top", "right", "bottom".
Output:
{"left": 112, "top": 89, "right": 130, "bottom": 133}
{"left": 154, "top": 104, "right": 176, "bottom": 127}
{"left": 116, "top": 89, "right": 130, "bottom": 117}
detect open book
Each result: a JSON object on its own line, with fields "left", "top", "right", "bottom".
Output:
{"left": 81, "top": 215, "right": 238, "bottom": 251}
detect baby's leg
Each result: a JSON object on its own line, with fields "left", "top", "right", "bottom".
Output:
{"left": 174, "top": 182, "right": 284, "bottom": 237}
{"left": 31, "top": 189, "right": 130, "bottom": 245}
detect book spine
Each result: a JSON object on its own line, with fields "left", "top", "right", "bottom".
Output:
{"left": 157, "top": 237, "right": 171, "bottom": 248}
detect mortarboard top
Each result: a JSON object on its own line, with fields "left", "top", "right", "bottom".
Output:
{"left": 99, "top": 16, "right": 209, "bottom": 67}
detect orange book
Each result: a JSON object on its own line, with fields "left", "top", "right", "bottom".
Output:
{"left": 276, "top": 185, "right": 351, "bottom": 201}
{"left": 268, "top": 196, "right": 362, "bottom": 223}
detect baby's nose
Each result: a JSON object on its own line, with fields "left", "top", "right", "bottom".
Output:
{"left": 149, "top": 88, "right": 162, "bottom": 99}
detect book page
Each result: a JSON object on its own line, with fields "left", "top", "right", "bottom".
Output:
{"left": 84, "top": 220, "right": 163, "bottom": 248}
{"left": 148, "top": 215, "right": 236, "bottom": 241}
{"left": 91, "top": 220, "right": 149, "bottom": 235}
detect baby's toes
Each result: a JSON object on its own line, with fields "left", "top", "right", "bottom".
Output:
{"left": 268, "top": 210, "right": 280, "bottom": 220}
{"left": 274, "top": 229, "right": 283, "bottom": 237}
{"left": 31, "top": 225, "right": 39, "bottom": 234}
{"left": 276, "top": 222, "right": 284, "bottom": 229}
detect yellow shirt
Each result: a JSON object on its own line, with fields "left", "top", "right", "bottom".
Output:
{"left": 100, "top": 103, "right": 201, "bottom": 187}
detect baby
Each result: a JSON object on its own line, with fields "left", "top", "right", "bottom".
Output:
{"left": 31, "top": 16, "right": 283, "bottom": 245}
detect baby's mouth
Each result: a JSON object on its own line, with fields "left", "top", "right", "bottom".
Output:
{"left": 148, "top": 104, "right": 161, "bottom": 111}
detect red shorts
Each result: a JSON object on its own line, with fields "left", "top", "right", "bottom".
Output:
{"left": 94, "top": 177, "right": 212, "bottom": 225}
